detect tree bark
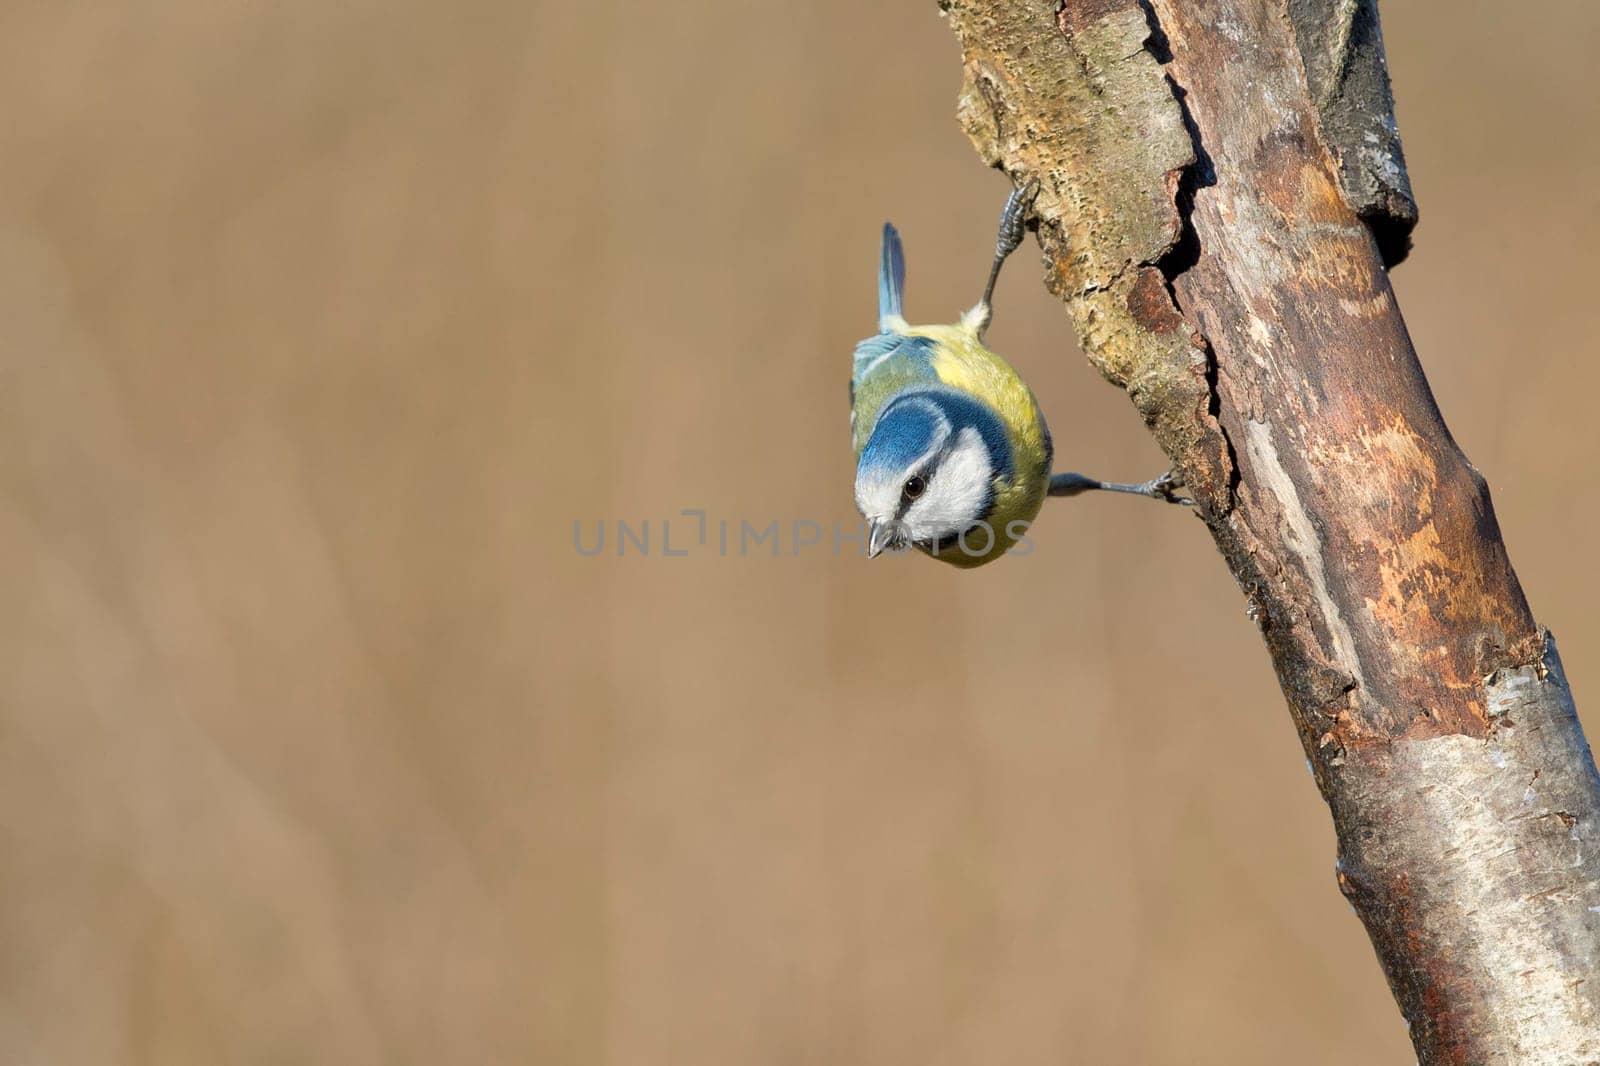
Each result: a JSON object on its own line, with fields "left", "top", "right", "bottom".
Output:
{"left": 941, "top": 1, "right": 1600, "bottom": 1061}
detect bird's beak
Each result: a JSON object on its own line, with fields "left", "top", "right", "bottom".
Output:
{"left": 867, "top": 519, "right": 901, "bottom": 559}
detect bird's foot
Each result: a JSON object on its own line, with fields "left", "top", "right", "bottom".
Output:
{"left": 995, "top": 179, "right": 1040, "bottom": 261}
{"left": 1136, "top": 470, "right": 1193, "bottom": 506}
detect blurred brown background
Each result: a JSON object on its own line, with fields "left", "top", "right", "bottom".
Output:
{"left": 2, "top": 2, "right": 1596, "bottom": 1063}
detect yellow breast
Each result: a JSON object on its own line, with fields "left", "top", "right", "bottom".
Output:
{"left": 907, "top": 323, "right": 1052, "bottom": 567}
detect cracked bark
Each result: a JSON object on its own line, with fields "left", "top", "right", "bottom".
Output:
{"left": 942, "top": 1, "right": 1600, "bottom": 1061}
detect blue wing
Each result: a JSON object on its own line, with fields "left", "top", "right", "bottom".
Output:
{"left": 851, "top": 333, "right": 935, "bottom": 397}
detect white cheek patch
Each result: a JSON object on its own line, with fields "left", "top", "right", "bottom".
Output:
{"left": 904, "top": 427, "right": 993, "bottom": 540}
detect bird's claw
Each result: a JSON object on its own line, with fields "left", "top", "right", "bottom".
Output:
{"left": 1140, "top": 470, "right": 1194, "bottom": 506}
{"left": 996, "top": 179, "right": 1040, "bottom": 259}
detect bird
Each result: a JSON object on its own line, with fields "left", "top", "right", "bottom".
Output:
{"left": 850, "top": 182, "right": 1188, "bottom": 568}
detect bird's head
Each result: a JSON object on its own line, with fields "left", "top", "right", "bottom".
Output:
{"left": 854, "top": 391, "right": 1008, "bottom": 558}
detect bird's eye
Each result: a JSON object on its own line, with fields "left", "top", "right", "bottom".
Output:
{"left": 903, "top": 475, "right": 927, "bottom": 500}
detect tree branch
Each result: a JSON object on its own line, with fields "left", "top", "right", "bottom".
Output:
{"left": 942, "top": 1, "right": 1600, "bottom": 1060}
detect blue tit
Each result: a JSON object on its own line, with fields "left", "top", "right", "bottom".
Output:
{"left": 851, "top": 183, "right": 1188, "bottom": 568}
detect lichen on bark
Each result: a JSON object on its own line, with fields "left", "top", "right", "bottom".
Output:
{"left": 941, "top": 1, "right": 1600, "bottom": 1060}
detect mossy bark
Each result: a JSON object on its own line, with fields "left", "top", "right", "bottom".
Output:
{"left": 943, "top": 1, "right": 1600, "bottom": 1060}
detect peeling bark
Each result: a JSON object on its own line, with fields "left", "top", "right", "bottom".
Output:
{"left": 1287, "top": 0, "right": 1417, "bottom": 265}
{"left": 943, "top": 1, "right": 1600, "bottom": 1060}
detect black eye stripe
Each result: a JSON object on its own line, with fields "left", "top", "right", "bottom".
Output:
{"left": 894, "top": 469, "right": 933, "bottom": 519}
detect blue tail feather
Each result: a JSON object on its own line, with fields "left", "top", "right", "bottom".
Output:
{"left": 878, "top": 222, "right": 905, "bottom": 326}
